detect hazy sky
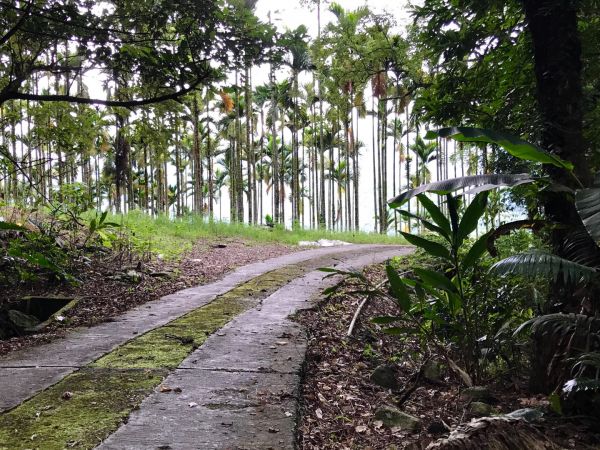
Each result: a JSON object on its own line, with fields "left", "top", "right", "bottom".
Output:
{"left": 255, "top": 0, "right": 412, "bottom": 37}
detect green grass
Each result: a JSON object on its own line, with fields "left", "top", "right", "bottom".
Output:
{"left": 108, "top": 211, "right": 407, "bottom": 260}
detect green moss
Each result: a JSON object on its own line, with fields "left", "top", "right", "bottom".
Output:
{"left": 0, "top": 368, "right": 166, "bottom": 450}
{"left": 92, "top": 265, "right": 304, "bottom": 369}
{"left": 0, "top": 264, "right": 309, "bottom": 449}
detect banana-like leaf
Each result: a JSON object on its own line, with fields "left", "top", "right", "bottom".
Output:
{"left": 400, "top": 232, "right": 451, "bottom": 261}
{"left": 386, "top": 263, "right": 411, "bottom": 312}
{"left": 490, "top": 250, "right": 597, "bottom": 283}
{"left": 462, "top": 231, "right": 492, "bottom": 270}
{"left": 457, "top": 192, "right": 488, "bottom": 244}
{"left": 388, "top": 173, "right": 534, "bottom": 207}
{"left": 413, "top": 267, "right": 458, "bottom": 294}
{"left": 425, "top": 127, "right": 574, "bottom": 170}
{"left": 417, "top": 194, "right": 451, "bottom": 236}
{"left": 398, "top": 209, "right": 450, "bottom": 241}
{"left": 575, "top": 188, "right": 600, "bottom": 243}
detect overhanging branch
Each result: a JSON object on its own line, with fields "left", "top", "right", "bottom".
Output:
{"left": 4, "top": 80, "right": 203, "bottom": 108}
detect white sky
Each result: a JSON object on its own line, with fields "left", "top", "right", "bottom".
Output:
{"left": 255, "top": 0, "right": 413, "bottom": 36}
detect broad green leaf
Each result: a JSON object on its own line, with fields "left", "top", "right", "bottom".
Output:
{"left": 462, "top": 231, "right": 492, "bottom": 270}
{"left": 398, "top": 210, "right": 449, "bottom": 240}
{"left": 425, "top": 127, "right": 573, "bottom": 170}
{"left": 447, "top": 194, "right": 460, "bottom": 235}
{"left": 457, "top": 192, "right": 488, "bottom": 244}
{"left": 414, "top": 268, "right": 458, "bottom": 294}
{"left": 388, "top": 174, "right": 534, "bottom": 207}
{"left": 575, "top": 188, "right": 600, "bottom": 242}
{"left": 400, "top": 232, "right": 451, "bottom": 261}
{"left": 386, "top": 263, "right": 411, "bottom": 311}
{"left": 447, "top": 292, "right": 463, "bottom": 316}
{"left": 371, "top": 316, "right": 403, "bottom": 324}
{"left": 383, "top": 327, "right": 415, "bottom": 336}
{"left": 417, "top": 194, "right": 451, "bottom": 236}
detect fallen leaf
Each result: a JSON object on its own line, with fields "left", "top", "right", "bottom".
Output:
{"left": 317, "top": 393, "right": 327, "bottom": 403}
{"left": 373, "top": 420, "right": 383, "bottom": 429}
{"left": 159, "top": 385, "right": 172, "bottom": 393}
{"left": 355, "top": 425, "right": 367, "bottom": 433}
{"left": 315, "top": 408, "right": 323, "bottom": 419}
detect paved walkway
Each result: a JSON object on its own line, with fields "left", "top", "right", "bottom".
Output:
{"left": 0, "top": 244, "right": 411, "bottom": 449}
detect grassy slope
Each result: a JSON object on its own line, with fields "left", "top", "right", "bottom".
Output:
{"left": 110, "top": 211, "right": 406, "bottom": 259}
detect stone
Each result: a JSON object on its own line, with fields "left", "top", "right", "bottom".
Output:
{"left": 462, "top": 386, "right": 491, "bottom": 402}
{"left": 374, "top": 405, "right": 421, "bottom": 431}
{"left": 469, "top": 402, "right": 493, "bottom": 416}
{"left": 423, "top": 360, "right": 443, "bottom": 382}
{"left": 505, "top": 408, "right": 544, "bottom": 422}
{"left": 370, "top": 364, "right": 398, "bottom": 389}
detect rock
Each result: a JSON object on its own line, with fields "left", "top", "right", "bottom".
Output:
{"left": 469, "top": 402, "right": 493, "bottom": 416}
{"left": 423, "top": 360, "right": 444, "bottom": 382}
{"left": 7, "top": 309, "right": 40, "bottom": 330}
{"left": 426, "top": 416, "right": 556, "bottom": 449}
{"left": 505, "top": 408, "right": 544, "bottom": 422}
{"left": 370, "top": 364, "right": 398, "bottom": 389}
{"left": 374, "top": 405, "right": 421, "bottom": 431}
{"left": 461, "top": 386, "right": 491, "bottom": 402}
{"left": 126, "top": 270, "right": 143, "bottom": 282}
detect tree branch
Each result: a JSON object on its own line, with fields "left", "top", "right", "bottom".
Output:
{"left": 2, "top": 80, "right": 203, "bottom": 108}
{"left": 0, "top": 0, "right": 33, "bottom": 47}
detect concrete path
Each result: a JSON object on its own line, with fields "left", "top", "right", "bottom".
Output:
{"left": 0, "top": 244, "right": 411, "bottom": 449}
{"left": 0, "top": 245, "right": 395, "bottom": 412}
{"left": 98, "top": 247, "right": 408, "bottom": 449}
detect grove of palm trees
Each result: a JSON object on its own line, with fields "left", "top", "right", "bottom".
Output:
{"left": 2, "top": 0, "right": 600, "bottom": 449}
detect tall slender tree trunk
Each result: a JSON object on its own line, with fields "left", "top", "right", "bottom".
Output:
{"left": 192, "top": 94, "right": 203, "bottom": 214}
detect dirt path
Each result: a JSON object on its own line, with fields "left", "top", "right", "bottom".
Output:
{"left": 0, "top": 245, "right": 411, "bottom": 449}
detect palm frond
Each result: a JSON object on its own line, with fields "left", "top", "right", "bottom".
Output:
{"left": 563, "top": 378, "right": 600, "bottom": 394}
{"left": 515, "top": 313, "right": 600, "bottom": 338}
{"left": 575, "top": 187, "right": 600, "bottom": 243}
{"left": 562, "top": 227, "right": 600, "bottom": 267}
{"left": 490, "top": 250, "right": 597, "bottom": 284}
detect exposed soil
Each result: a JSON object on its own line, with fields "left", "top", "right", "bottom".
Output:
{"left": 0, "top": 238, "right": 297, "bottom": 356}
{"left": 296, "top": 264, "right": 600, "bottom": 449}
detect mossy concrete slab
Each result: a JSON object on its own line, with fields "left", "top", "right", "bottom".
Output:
{"left": 98, "top": 370, "right": 299, "bottom": 450}
{"left": 97, "top": 247, "right": 407, "bottom": 449}
{"left": 0, "top": 245, "right": 400, "bottom": 412}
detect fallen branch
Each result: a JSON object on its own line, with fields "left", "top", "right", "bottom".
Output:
{"left": 347, "top": 279, "right": 389, "bottom": 336}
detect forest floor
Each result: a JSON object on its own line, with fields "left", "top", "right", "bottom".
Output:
{"left": 296, "top": 263, "right": 600, "bottom": 449}
{"left": 0, "top": 237, "right": 295, "bottom": 356}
